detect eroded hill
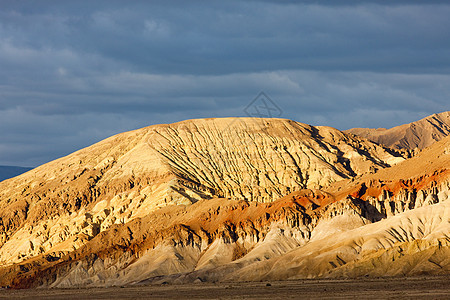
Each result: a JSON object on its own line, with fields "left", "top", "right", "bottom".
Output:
{"left": 0, "top": 118, "right": 403, "bottom": 267}
{"left": 0, "top": 118, "right": 448, "bottom": 288}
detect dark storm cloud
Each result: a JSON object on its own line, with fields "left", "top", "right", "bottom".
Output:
{"left": 3, "top": 1, "right": 450, "bottom": 74}
{"left": 0, "top": 0, "right": 449, "bottom": 166}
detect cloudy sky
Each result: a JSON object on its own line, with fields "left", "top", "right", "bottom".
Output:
{"left": 1, "top": 1, "right": 449, "bottom": 167}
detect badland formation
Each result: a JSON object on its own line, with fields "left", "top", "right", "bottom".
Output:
{"left": 0, "top": 112, "right": 449, "bottom": 288}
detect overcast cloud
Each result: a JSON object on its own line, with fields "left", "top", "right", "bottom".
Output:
{"left": 1, "top": 0, "right": 449, "bottom": 166}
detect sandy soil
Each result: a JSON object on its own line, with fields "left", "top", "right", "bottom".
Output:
{"left": 1, "top": 276, "right": 449, "bottom": 299}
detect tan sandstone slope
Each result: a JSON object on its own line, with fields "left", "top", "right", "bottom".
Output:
{"left": 0, "top": 118, "right": 448, "bottom": 288}
{"left": 346, "top": 111, "right": 450, "bottom": 150}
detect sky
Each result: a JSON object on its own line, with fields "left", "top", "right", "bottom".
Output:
{"left": 1, "top": 0, "right": 450, "bottom": 167}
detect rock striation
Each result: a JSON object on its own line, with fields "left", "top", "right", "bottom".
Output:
{"left": 0, "top": 118, "right": 448, "bottom": 288}
{"left": 0, "top": 118, "right": 403, "bottom": 267}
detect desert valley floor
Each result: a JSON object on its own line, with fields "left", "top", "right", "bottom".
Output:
{"left": 1, "top": 276, "right": 450, "bottom": 299}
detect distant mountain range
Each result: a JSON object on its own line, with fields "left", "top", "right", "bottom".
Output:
{"left": 0, "top": 166, "right": 32, "bottom": 182}
{"left": 346, "top": 111, "right": 450, "bottom": 150}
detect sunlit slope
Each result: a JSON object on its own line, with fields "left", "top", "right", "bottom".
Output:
{"left": 0, "top": 118, "right": 402, "bottom": 267}
{"left": 346, "top": 111, "right": 450, "bottom": 150}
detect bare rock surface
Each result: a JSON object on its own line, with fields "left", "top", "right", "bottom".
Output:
{"left": 0, "top": 118, "right": 402, "bottom": 268}
{"left": 0, "top": 117, "right": 449, "bottom": 289}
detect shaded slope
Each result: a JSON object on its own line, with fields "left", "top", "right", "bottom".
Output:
{"left": 346, "top": 111, "right": 450, "bottom": 150}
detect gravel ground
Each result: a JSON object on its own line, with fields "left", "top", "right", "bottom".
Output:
{"left": 1, "top": 276, "right": 449, "bottom": 299}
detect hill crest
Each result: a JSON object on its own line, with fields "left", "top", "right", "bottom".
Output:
{"left": 346, "top": 111, "right": 450, "bottom": 150}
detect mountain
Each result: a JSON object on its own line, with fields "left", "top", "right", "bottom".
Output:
{"left": 225, "top": 135, "right": 450, "bottom": 282}
{"left": 0, "top": 166, "right": 32, "bottom": 182}
{"left": 0, "top": 117, "right": 448, "bottom": 288}
{"left": 346, "top": 111, "right": 450, "bottom": 150}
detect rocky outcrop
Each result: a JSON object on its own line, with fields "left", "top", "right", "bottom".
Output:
{"left": 0, "top": 197, "right": 317, "bottom": 288}
{"left": 226, "top": 199, "right": 450, "bottom": 281}
{"left": 2, "top": 164, "right": 449, "bottom": 288}
{"left": 4, "top": 173, "right": 447, "bottom": 288}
